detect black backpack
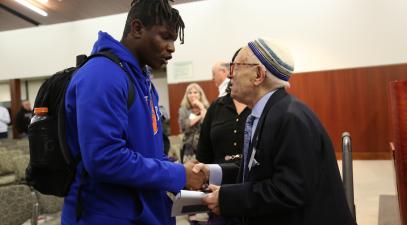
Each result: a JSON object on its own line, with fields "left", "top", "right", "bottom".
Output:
{"left": 26, "top": 51, "right": 135, "bottom": 197}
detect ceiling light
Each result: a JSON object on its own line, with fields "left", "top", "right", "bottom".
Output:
{"left": 37, "top": 0, "right": 48, "bottom": 4}
{"left": 14, "top": 0, "right": 48, "bottom": 16}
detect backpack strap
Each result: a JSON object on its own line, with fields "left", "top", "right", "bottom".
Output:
{"left": 86, "top": 51, "right": 135, "bottom": 109}
{"left": 75, "top": 52, "right": 135, "bottom": 109}
{"left": 60, "top": 52, "right": 136, "bottom": 164}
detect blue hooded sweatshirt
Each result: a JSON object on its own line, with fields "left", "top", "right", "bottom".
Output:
{"left": 62, "top": 31, "right": 186, "bottom": 225}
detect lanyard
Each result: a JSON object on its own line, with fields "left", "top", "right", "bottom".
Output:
{"left": 127, "top": 64, "right": 159, "bottom": 135}
{"left": 144, "top": 67, "right": 159, "bottom": 135}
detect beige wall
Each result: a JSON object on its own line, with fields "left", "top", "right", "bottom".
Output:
{"left": 0, "top": 0, "right": 406, "bottom": 110}
{"left": 0, "top": 76, "right": 170, "bottom": 117}
{"left": 1, "top": 0, "right": 407, "bottom": 82}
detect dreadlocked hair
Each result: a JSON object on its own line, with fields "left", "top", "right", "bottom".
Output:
{"left": 123, "top": 0, "right": 185, "bottom": 44}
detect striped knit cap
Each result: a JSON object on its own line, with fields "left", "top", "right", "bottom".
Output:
{"left": 248, "top": 38, "right": 294, "bottom": 81}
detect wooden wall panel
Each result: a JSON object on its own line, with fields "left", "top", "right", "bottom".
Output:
{"left": 288, "top": 64, "right": 407, "bottom": 157}
{"left": 9, "top": 79, "right": 21, "bottom": 139}
{"left": 168, "top": 63, "right": 407, "bottom": 159}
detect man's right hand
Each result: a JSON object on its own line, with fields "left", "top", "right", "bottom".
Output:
{"left": 184, "top": 161, "right": 206, "bottom": 190}
{"left": 192, "top": 163, "right": 209, "bottom": 182}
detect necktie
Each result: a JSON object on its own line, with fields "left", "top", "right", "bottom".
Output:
{"left": 243, "top": 115, "right": 256, "bottom": 181}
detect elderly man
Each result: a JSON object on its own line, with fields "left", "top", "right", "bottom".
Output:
{"left": 212, "top": 62, "right": 230, "bottom": 97}
{"left": 197, "top": 38, "right": 356, "bottom": 225}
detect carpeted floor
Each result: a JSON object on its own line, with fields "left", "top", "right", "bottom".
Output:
{"left": 378, "top": 195, "right": 401, "bottom": 225}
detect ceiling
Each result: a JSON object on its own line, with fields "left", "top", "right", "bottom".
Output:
{"left": 0, "top": 0, "right": 202, "bottom": 32}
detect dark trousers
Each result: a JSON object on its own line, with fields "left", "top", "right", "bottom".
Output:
{"left": 191, "top": 215, "right": 242, "bottom": 225}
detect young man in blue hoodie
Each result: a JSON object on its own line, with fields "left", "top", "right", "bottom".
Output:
{"left": 62, "top": 1, "right": 204, "bottom": 224}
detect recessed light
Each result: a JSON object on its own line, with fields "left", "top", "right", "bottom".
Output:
{"left": 14, "top": 0, "right": 48, "bottom": 16}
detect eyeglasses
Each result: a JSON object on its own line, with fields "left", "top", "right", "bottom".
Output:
{"left": 229, "top": 62, "right": 259, "bottom": 78}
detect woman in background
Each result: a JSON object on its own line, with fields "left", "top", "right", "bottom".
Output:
{"left": 178, "top": 83, "right": 209, "bottom": 163}
{"left": 196, "top": 49, "right": 250, "bottom": 225}
{"left": 197, "top": 82, "right": 250, "bottom": 164}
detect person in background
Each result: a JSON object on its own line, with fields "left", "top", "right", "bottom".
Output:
{"left": 15, "top": 100, "right": 33, "bottom": 136}
{"left": 159, "top": 105, "right": 171, "bottom": 156}
{"left": 196, "top": 37, "right": 356, "bottom": 225}
{"left": 212, "top": 62, "right": 230, "bottom": 97}
{"left": 196, "top": 51, "right": 251, "bottom": 225}
{"left": 178, "top": 83, "right": 209, "bottom": 163}
{"left": 0, "top": 104, "right": 11, "bottom": 139}
{"left": 62, "top": 1, "right": 205, "bottom": 225}
{"left": 198, "top": 52, "right": 250, "bottom": 165}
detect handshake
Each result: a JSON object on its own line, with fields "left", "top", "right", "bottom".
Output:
{"left": 183, "top": 161, "right": 221, "bottom": 215}
{"left": 183, "top": 161, "right": 209, "bottom": 190}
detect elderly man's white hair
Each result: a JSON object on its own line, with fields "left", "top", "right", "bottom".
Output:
{"left": 212, "top": 61, "right": 230, "bottom": 74}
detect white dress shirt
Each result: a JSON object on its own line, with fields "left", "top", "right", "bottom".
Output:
{"left": 0, "top": 106, "right": 11, "bottom": 133}
{"left": 218, "top": 78, "right": 230, "bottom": 97}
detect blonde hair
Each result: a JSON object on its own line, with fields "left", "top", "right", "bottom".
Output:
{"left": 180, "top": 83, "right": 209, "bottom": 109}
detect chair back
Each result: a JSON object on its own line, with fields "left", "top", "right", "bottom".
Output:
{"left": 342, "top": 132, "right": 356, "bottom": 220}
{"left": 0, "top": 184, "right": 36, "bottom": 225}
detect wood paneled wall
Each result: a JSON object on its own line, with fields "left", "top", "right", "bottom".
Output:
{"left": 9, "top": 79, "right": 21, "bottom": 139}
{"left": 168, "top": 63, "right": 407, "bottom": 159}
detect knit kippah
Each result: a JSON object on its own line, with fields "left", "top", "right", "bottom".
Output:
{"left": 248, "top": 38, "right": 294, "bottom": 81}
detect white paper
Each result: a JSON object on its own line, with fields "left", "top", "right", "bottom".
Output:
{"left": 173, "top": 61, "right": 194, "bottom": 81}
{"left": 171, "top": 190, "right": 210, "bottom": 216}
{"left": 189, "top": 113, "right": 198, "bottom": 120}
{"left": 248, "top": 147, "right": 258, "bottom": 171}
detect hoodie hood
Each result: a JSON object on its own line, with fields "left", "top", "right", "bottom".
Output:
{"left": 91, "top": 31, "right": 144, "bottom": 75}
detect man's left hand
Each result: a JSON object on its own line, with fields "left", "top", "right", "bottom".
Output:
{"left": 202, "top": 184, "right": 220, "bottom": 215}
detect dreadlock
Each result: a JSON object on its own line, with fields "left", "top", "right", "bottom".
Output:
{"left": 122, "top": 0, "right": 185, "bottom": 44}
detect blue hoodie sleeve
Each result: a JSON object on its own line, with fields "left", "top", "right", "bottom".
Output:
{"left": 73, "top": 58, "right": 185, "bottom": 193}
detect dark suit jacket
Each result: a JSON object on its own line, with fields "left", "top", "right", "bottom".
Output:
{"left": 219, "top": 88, "right": 356, "bottom": 225}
